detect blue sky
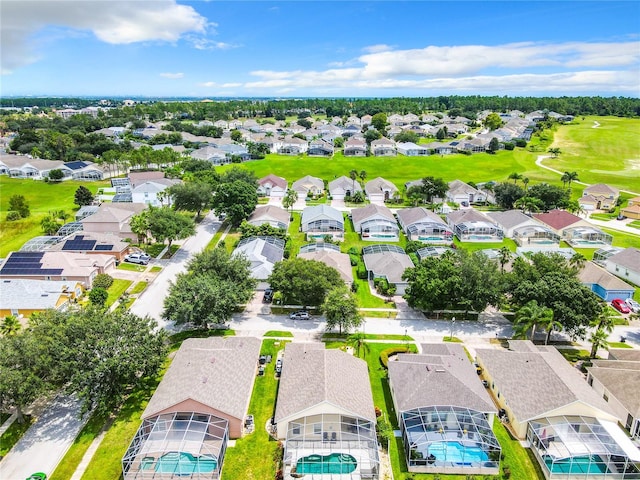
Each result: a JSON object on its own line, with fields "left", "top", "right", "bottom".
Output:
{"left": 2, "top": 1, "right": 639, "bottom": 97}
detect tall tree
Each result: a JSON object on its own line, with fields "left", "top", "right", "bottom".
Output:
{"left": 359, "top": 170, "right": 367, "bottom": 183}
{"left": 513, "top": 300, "right": 553, "bottom": 341}
{"left": 323, "top": 287, "right": 362, "bottom": 335}
{"left": 187, "top": 247, "right": 256, "bottom": 294}
{"left": 494, "top": 182, "right": 525, "bottom": 209}
{"left": 497, "top": 246, "right": 512, "bottom": 273}
{"left": 8, "top": 195, "right": 30, "bottom": 218}
{"left": 147, "top": 207, "right": 196, "bottom": 248}
{"left": 548, "top": 147, "right": 561, "bottom": 158}
{"left": 212, "top": 180, "right": 259, "bottom": 227}
{"left": 74, "top": 186, "right": 94, "bottom": 207}
{"left": 508, "top": 172, "right": 523, "bottom": 184}
{"left": 268, "top": 258, "right": 343, "bottom": 306}
{"left": 488, "top": 137, "right": 500, "bottom": 154}
{"left": 0, "top": 315, "right": 21, "bottom": 336}
{"left": 483, "top": 112, "right": 503, "bottom": 130}
{"left": 282, "top": 189, "right": 298, "bottom": 215}
{"left": 169, "top": 182, "right": 213, "bottom": 218}
{"left": 371, "top": 112, "right": 388, "bottom": 132}
{"left": 349, "top": 169, "right": 358, "bottom": 193}
{"left": 589, "top": 328, "right": 609, "bottom": 359}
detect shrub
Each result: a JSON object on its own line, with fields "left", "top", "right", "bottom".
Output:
{"left": 515, "top": 138, "right": 527, "bottom": 147}
{"left": 92, "top": 273, "right": 114, "bottom": 289}
{"left": 347, "top": 246, "right": 359, "bottom": 256}
{"left": 357, "top": 267, "right": 368, "bottom": 280}
{"left": 5, "top": 211, "right": 22, "bottom": 221}
{"left": 351, "top": 281, "right": 359, "bottom": 293}
{"left": 349, "top": 254, "right": 359, "bottom": 266}
{"left": 380, "top": 347, "right": 410, "bottom": 368}
{"left": 88, "top": 287, "right": 108, "bottom": 306}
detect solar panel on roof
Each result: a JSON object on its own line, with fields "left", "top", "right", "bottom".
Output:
{"left": 94, "top": 244, "right": 113, "bottom": 251}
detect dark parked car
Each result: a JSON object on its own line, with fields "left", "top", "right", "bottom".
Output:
{"left": 611, "top": 298, "right": 631, "bottom": 314}
{"left": 259, "top": 355, "right": 267, "bottom": 365}
{"left": 263, "top": 288, "right": 274, "bottom": 303}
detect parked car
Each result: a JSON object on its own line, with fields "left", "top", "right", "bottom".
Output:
{"left": 258, "top": 355, "right": 267, "bottom": 365}
{"left": 611, "top": 298, "right": 631, "bottom": 314}
{"left": 289, "top": 311, "right": 310, "bottom": 320}
{"left": 257, "top": 365, "right": 265, "bottom": 376}
{"left": 263, "top": 288, "right": 274, "bottom": 303}
{"left": 275, "top": 358, "right": 283, "bottom": 376}
{"left": 26, "top": 475, "right": 47, "bottom": 480}
{"left": 624, "top": 298, "right": 640, "bottom": 313}
{"left": 124, "top": 253, "right": 151, "bottom": 265}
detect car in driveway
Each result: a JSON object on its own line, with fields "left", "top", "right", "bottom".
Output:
{"left": 625, "top": 298, "right": 640, "bottom": 313}
{"left": 289, "top": 310, "right": 310, "bottom": 320}
{"left": 124, "top": 253, "right": 151, "bottom": 265}
{"left": 263, "top": 288, "right": 274, "bottom": 303}
{"left": 611, "top": 298, "right": 631, "bottom": 314}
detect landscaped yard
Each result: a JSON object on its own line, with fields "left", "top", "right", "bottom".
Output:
{"left": 105, "top": 279, "right": 132, "bottom": 307}
{"left": 221, "top": 339, "right": 288, "bottom": 480}
{"left": 117, "top": 262, "right": 147, "bottom": 272}
{"left": 0, "top": 415, "right": 33, "bottom": 457}
{"left": 263, "top": 330, "right": 293, "bottom": 337}
{"left": 129, "top": 281, "right": 148, "bottom": 295}
{"left": 0, "top": 176, "right": 109, "bottom": 256}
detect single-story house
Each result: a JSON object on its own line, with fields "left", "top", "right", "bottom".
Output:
{"left": 370, "top": 138, "right": 397, "bottom": 156}
{"left": 308, "top": 139, "right": 334, "bottom": 157}
{"left": 476, "top": 341, "right": 640, "bottom": 479}
{"left": 0, "top": 156, "right": 74, "bottom": 180}
{"left": 300, "top": 205, "right": 344, "bottom": 241}
{"left": 486, "top": 210, "right": 559, "bottom": 248}
{"left": 621, "top": 197, "right": 640, "bottom": 220}
{"left": 278, "top": 137, "right": 308, "bottom": 155}
{"left": 351, "top": 204, "right": 399, "bottom": 242}
{"left": 446, "top": 180, "right": 487, "bottom": 205}
{"left": 0, "top": 251, "right": 115, "bottom": 288}
{"left": 292, "top": 175, "right": 324, "bottom": 199}
{"left": 81, "top": 203, "right": 148, "bottom": 241}
{"left": 122, "top": 337, "right": 261, "bottom": 480}
{"left": 581, "top": 184, "right": 620, "bottom": 211}
{"left": 396, "top": 207, "right": 453, "bottom": 243}
{"left": 189, "top": 146, "right": 230, "bottom": 165}
{"left": 343, "top": 137, "right": 367, "bottom": 156}
{"left": 396, "top": 142, "right": 429, "bottom": 156}
{"left": 388, "top": 343, "right": 500, "bottom": 475}
{"left": 415, "top": 246, "right": 455, "bottom": 261}
{"left": 578, "top": 261, "right": 635, "bottom": 301}
{"left": 533, "top": 210, "right": 592, "bottom": 236}
{"left": 232, "top": 236, "right": 284, "bottom": 282}
{"left": 298, "top": 243, "right": 353, "bottom": 284}
{"left": 48, "top": 233, "right": 130, "bottom": 261}
{"left": 0, "top": 279, "right": 84, "bottom": 319}
{"left": 274, "top": 343, "right": 379, "bottom": 479}
{"left": 364, "top": 177, "right": 399, "bottom": 203}
{"left": 63, "top": 161, "right": 104, "bottom": 180}
{"left": 587, "top": 350, "right": 640, "bottom": 439}
{"left": 447, "top": 210, "right": 504, "bottom": 242}
{"left": 257, "top": 174, "right": 288, "bottom": 198}
{"left": 604, "top": 248, "right": 640, "bottom": 286}
{"left": 362, "top": 244, "right": 414, "bottom": 295}
{"left": 328, "top": 175, "right": 363, "bottom": 200}
{"left": 75, "top": 205, "right": 100, "bottom": 221}
{"left": 247, "top": 205, "right": 290, "bottom": 230}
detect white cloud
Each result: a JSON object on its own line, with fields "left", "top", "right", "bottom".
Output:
{"left": 1, "top": 0, "right": 209, "bottom": 74}
{"left": 199, "top": 81, "right": 242, "bottom": 88}
{"left": 362, "top": 44, "right": 393, "bottom": 54}
{"left": 160, "top": 72, "right": 184, "bottom": 79}
{"left": 190, "top": 38, "right": 239, "bottom": 50}
{"left": 242, "top": 41, "right": 640, "bottom": 94}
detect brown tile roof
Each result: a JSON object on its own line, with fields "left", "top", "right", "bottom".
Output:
{"left": 533, "top": 209, "right": 582, "bottom": 230}
{"left": 275, "top": 343, "right": 375, "bottom": 423}
{"left": 143, "top": 337, "right": 261, "bottom": 420}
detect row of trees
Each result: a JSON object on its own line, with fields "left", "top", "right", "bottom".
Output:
{"left": 0, "top": 307, "right": 166, "bottom": 421}
{"left": 403, "top": 251, "right": 603, "bottom": 340}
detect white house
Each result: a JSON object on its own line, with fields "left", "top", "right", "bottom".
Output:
{"left": 364, "top": 177, "right": 399, "bottom": 203}
{"left": 328, "top": 175, "right": 362, "bottom": 200}
{"left": 257, "top": 174, "right": 287, "bottom": 198}
{"left": 446, "top": 180, "right": 487, "bottom": 205}
{"left": 300, "top": 205, "right": 344, "bottom": 241}
{"left": 292, "top": 175, "right": 324, "bottom": 199}
{"left": 604, "top": 247, "right": 640, "bottom": 287}
{"left": 351, "top": 204, "right": 399, "bottom": 241}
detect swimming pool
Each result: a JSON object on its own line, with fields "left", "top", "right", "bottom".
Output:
{"left": 544, "top": 455, "right": 609, "bottom": 474}
{"left": 296, "top": 453, "right": 357, "bottom": 474}
{"left": 428, "top": 442, "right": 488, "bottom": 464}
{"left": 154, "top": 451, "right": 217, "bottom": 475}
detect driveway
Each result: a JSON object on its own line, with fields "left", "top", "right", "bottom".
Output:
{"left": 130, "top": 211, "right": 221, "bottom": 329}
{"left": 0, "top": 395, "right": 85, "bottom": 480}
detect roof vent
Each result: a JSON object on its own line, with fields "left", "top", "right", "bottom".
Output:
{"left": 202, "top": 377, "right": 208, "bottom": 384}
{"left": 210, "top": 357, "right": 216, "bottom": 364}
{"left": 435, "top": 368, "right": 446, "bottom": 373}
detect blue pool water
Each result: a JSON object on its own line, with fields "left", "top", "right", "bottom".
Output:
{"left": 154, "top": 452, "right": 217, "bottom": 474}
{"left": 296, "top": 453, "right": 357, "bottom": 474}
{"left": 544, "top": 455, "right": 609, "bottom": 474}
{"left": 428, "top": 442, "right": 488, "bottom": 464}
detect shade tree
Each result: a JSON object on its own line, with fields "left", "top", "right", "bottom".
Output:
{"left": 268, "top": 258, "right": 344, "bottom": 306}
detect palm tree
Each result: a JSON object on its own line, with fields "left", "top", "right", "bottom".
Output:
{"left": 565, "top": 171, "right": 579, "bottom": 188}
{"left": 40, "top": 213, "right": 61, "bottom": 235}
{"left": 497, "top": 246, "right": 512, "bottom": 273}
{"left": 548, "top": 147, "right": 561, "bottom": 158}
{"left": 538, "top": 315, "right": 562, "bottom": 345}
{"left": 282, "top": 189, "right": 298, "bottom": 216}
{"left": 569, "top": 252, "right": 587, "bottom": 271}
{"left": 348, "top": 332, "right": 370, "bottom": 358}
{"left": 592, "top": 307, "right": 615, "bottom": 334}
{"left": 589, "top": 328, "right": 609, "bottom": 358}
{"left": 349, "top": 169, "right": 358, "bottom": 192}
{"left": 561, "top": 172, "right": 570, "bottom": 188}
{"left": 0, "top": 315, "right": 21, "bottom": 336}
{"left": 508, "top": 172, "right": 523, "bottom": 184}
{"left": 514, "top": 196, "right": 542, "bottom": 214}
{"left": 359, "top": 170, "right": 367, "bottom": 184}
{"left": 522, "top": 177, "right": 530, "bottom": 191}
{"left": 513, "top": 300, "right": 553, "bottom": 342}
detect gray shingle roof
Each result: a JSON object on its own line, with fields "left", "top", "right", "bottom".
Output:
{"left": 446, "top": 209, "right": 492, "bottom": 225}
{"left": 275, "top": 343, "right": 375, "bottom": 423}
{"left": 578, "top": 262, "right": 635, "bottom": 292}
{"left": 396, "top": 207, "right": 447, "bottom": 230}
{"left": 607, "top": 248, "right": 640, "bottom": 272}
{"left": 485, "top": 210, "right": 535, "bottom": 230}
{"left": 587, "top": 362, "right": 640, "bottom": 418}
{"left": 388, "top": 343, "right": 496, "bottom": 413}
{"left": 362, "top": 249, "right": 414, "bottom": 284}
{"left": 298, "top": 249, "right": 353, "bottom": 283}
{"left": 607, "top": 349, "right": 640, "bottom": 362}
{"left": 328, "top": 176, "right": 363, "bottom": 194}
{"left": 364, "top": 177, "right": 399, "bottom": 196}
{"left": 476, "top": 341, "right": 613, "bottom": 422}
{"left": 351, "top": 204, "right": 396, "bottom": 230}
{"left": 0, "top": 279, "right": 79, "bottom": 310}
{"left": 248, "top": 205, "right": 290, "bottom": 226}
{"left": 143, "top": 337, "right": 261, "bottom": 420}
{"left": 301, "top": 205, "right": 343, "bottom": 225}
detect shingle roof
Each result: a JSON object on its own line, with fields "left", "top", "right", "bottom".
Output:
{"left": 607, "top": 349, "right": 640, "bottom": 362}
{"left": 578, "top": 261, "right": 635, "bottom": 292}
{"left": 258, "top": 174, "right": 288, "bottom": 189}
{"left": 0, "top": 279, "right": 79, "bottom": 310}
{"left": 298, "top": 249, "right": 353, "bottom": 283}
{"left": 396, "top": 207, "right": 447, "bottom": 230}
{"left": 584, "top": 183, "right": 619, "bottom": 196}
{"left": 446, "top": 209, "right": 491, "bottom": 225}
{"left": 301, "top": 205, "right": 343, "bottom": 225}
{"left": 233, "top": 236, "right": 285, "bottom": 279}
{"left": 448, "top": 179, "right": 480, "bottom": 196}
{"left": 248, "top": 205, "right": 290, "bottom": 226}
{"left": 351, "top": 204, "right": 396, "bottom": 228}
{"left": 364, "top": 177, "right": 399, "bottom": 196}
{"left": 80, "top": 203, "right": 147, "bottom": 224}
{"left": 587, "top": 362, "right": 640, "bottom": 418}
{"left": 275, "top": 343, "right": 375, "bottom": 423}
{"left": 533, "top": 209, "right": 583, "bottom": 230}
{"left": 388, "top": 343, "right": 496, "bottom": 413}
{"left": 328, "top": 176, "right": 363, "bottom": 194}
{"left": 485, "top": 210, "right": 536, "bottom": 230}
{"left": 476, "top": 341, "right": 613, "bottom": 422}
{"left": 607, "top": 248, "right": 640, "bottom": 272}
{"left": 362, "top": 249, "right": 414, "bottom": 284}
{"left": 143, "top": 337, "right": 261, "bottom": 420}
{"left": 292, "top": 175, "right": 324, "bottom": 192}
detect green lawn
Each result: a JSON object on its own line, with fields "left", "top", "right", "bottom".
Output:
{"left": 546, "top": 116, "right": 640, "bottom": 193}
{"left": 557, "top": 348, "right": 591, "bottom": 364}
{"left": 117, "top": 262, "right": 146, "bottom": 272}
{"left": 601, "top": 227, "right": 640, "bottom": 249}
{"left": 0, "top": 415, "right": 33, "bottom": 457}
{"left": 222, "top": 339, "right": 288, "bottom": 480}
{"left": 0, "top": 176, "right": 109, "bottom": 256}
{"left": 263, "top": 330, "right": 294, "bottom": 337}
{"left": 608, "top": 342, "right": 632, "bottom": 349}
{"left": 129, "top": 281, "right": 148, "bottom": 295}
{"left": 321, "top": 333, "right": 414, "bottom": 341}
{"left": 493, "top": 417, "right": 546, "bottom": 480}
{"left": 105, "top": 279, "right": 132, "bottom": 307}
{"left": 150, "top": 266, "right": 162, "bottom": 273}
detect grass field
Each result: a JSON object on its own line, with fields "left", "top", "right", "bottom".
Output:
{"left": 0, "top": 177, "right": 108, "bottom": 256}
{"left": 105, "top": 279, "right": 132, "bottom": 307}
{"left": 547, "top": 116, "right": 640, "bottom": 193}
{"left": 0, "top": 415, "right": 33, "bottom": 457}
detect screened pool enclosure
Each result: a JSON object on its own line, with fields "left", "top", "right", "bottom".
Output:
{"left": 400, "top": 406, "right": 500, "bottom": 474}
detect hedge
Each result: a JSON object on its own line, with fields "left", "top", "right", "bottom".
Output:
{"left": 380, "top": 347, "right": 411, "bottom": 368}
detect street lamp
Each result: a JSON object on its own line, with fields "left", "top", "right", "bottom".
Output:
{"left": 449, "top": 316, "right": 456, "bottom": 341}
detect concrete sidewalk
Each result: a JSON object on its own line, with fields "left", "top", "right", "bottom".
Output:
{"left": 0, "top": 395, "right": 86, "bottom": 480}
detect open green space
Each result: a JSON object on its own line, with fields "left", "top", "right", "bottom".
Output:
{"left": 321, "top": 333, "right": 414, "bottom": 341}
{"left": 493, "top": 417, "right": 546, "bottom": 480}
{"left": 105, "top": 279, "right": 132, "bottom": 308}
{"left": 546, "top": 116, "right": 640, "bottom": 193}
{"left": 608, "top": 342, "right": 632, "bottom": 349}
{"left": 0, "top": 415, "right": 33, "bottom": 457}
{"left": 263, "top": 330, "right": 293, "bottom": 337}
{"left": 0, "top": 176, "right": 108, "bottom": 256}
{"left": 222, "top": 339, "right": 287, "bottom": 480}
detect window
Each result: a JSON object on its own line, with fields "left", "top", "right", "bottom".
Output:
{"left": 603, "top": 393, "right": 609, "bottom": 402}
{"left": 313, "top": 424, "right": 321, "bottom": 435}
{"left": 292, "top": 424, "right": 300, "bottom": 435}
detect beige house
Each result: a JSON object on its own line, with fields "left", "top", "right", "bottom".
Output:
{"left": 48, "top": 233, "right": 130, "bottom": 261}
{"left": 298, "top": 243, "right": 353, "bottom": 284}
{"left": 122, "top": 337, "right": 261, "bottom": 480}
{"left": 81, "top": 203, "right": 147, "bottom": 240}
{"left": 534, "top": 209, "right": 612, "bottom": 247}
{"left": 476, "top": 341, "right": 640, "bottom": 479}
{"left": 581, "top": 184, "right": 620, "bottom": 211}
{"left": 247, "top": 205, "right": 290, "bottom": 230}
{"left": 274, "top": 343, "right": 379, "bottom": 479}
{"left": 388, "top": 344, "right": 500, "bottom": 475}
{"left": 0, "top": 251, "right": 115, "bottom": 288}
{"left": 621, "top": 197, "right": 640, "bottom": 220}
